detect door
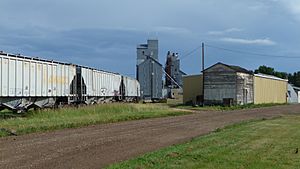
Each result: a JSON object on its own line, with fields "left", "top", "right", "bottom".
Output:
{"left": 243, "top": 89, "right": 248, "bottom": 105}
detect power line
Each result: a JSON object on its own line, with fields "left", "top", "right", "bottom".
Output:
{"left": 205, "top": 44, "right": 300, "bottom": 59}
{"left": 180, "top": 45, "right": 202, "bottom": 60}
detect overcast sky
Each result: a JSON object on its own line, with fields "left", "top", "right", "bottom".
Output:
{"left": 0, "top": 0, "right": 300, "bottom": 76}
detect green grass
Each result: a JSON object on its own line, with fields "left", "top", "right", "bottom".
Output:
{"left": 107, "top": 116, "right": 300, "bottom": 169}
{"left": 0, "top": 103, "right": 188, "bottom": 137}
{"left": 175, "top": 103, "right": 286, "bottom": 111}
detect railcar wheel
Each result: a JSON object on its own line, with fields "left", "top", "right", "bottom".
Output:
{"left": 15, "top": 108, "right": 27, "bottom": 114}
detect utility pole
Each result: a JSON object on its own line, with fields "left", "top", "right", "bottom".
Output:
{"left": 202, "top": 43, "right": 205, "bottom": 106}
{"left": 202, "top": 43, "right": 204, "bottom": 73}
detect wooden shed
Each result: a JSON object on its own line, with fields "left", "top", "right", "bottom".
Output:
{"left": 203, "top": 62, "right": 254, "bottom": 105}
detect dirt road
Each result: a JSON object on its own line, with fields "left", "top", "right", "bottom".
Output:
{"left": 1, "top": 104, "right": 300, "bottom": 169}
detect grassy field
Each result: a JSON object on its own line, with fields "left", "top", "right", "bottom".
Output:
{"left": 108, "top": 116, "right": 300, "bottom": 169}
{"left": 0, "top": 103, "right": 188, "bottom": 137}
{"left": 175, "top": 103, "right": 286, "bottom": 111}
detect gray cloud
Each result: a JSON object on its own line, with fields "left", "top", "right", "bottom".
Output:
{"left": 0, "top": 0, "right": 299, "bottom": 75}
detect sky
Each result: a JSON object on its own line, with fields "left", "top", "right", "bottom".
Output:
{"left": 0, "top": 0, "right": 300, "bottom": 76}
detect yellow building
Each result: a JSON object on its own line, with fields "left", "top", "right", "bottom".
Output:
{"left": 182, "top": 63, "right": 288, "bottom": 105}
{"left": 183, "top": 74, "right": 203, "bottom": 104}
{"left": 254, "top": 74, "right": 288, "bottom": 104}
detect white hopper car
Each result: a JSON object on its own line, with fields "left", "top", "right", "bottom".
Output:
{"left": 0, "top": 52, "right": 140, "bottom": 112}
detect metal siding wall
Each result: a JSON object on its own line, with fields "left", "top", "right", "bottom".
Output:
{"left": 24, "top": 62, "right": 30, "bottom": 96}
{"left": 30, "top": 62, "right": 36, "bottom": 96}
{"left": 137, "top": 82, "right": 141, "bottom": 97}
{"left": 36, "top": 63, "right": 42, "bottom": 96}
{"left": 89, "top": 69, "right": 92, "bottom": 95}
{"left": 92, "top": 70, "right": 95, "bottom": 96}
{"left": 56, "top": 65, "right": 61, "bottom": 96}
{"left": 16, "top": 60, "right": 23, "bottom": 96}
{"left": 8, "top": 59, "right": 15, "bottom": 96}
{"left": 254, "top": 76, "right": 287, "bottom": 104}
{"left": 97, "top": 72, "right": 101, "bottom": 96}
{"left": 42, "top": 64, "right": 47, "bottom": 96}
{"left": 65, "top": 65, "right": 69, "bottom": 96}
{"left": 112, "top": 75, "right": 117, "bottom": 96}
{"left": 64, "top": 65, "right": 67, "bottom": 96}
{"left": 102, "top": 73, "right": 105, "bottom": 96}
{"left": 87, "top": 69, "right": 91, "bottom": 95}
{"left": 95, "top": 71, "right": 98, "bottom": 96}
{"left": 137, "top": 59, "right": 163, "bottom": 99}
{"left": 0, "top": 54, "right": 76, "bottom": 98}
{"left": 183, "top": 75, "right": 203, "bottom": 104}
{"left": 2, "top": 58, "right": 8, "bottom": 96}
{"left": 80, "top": 67, "right": 122, "bottom": 97}
{"left": 61, "top": 65, "right": 65, "bottom": 96}
{"left": 82, "top": 68, "right": 88, "bottom": 96}
{"left": 128, "top": 78, "right": 134, "bottom": 96}
{"left": 124, "top": 77, "right": 139, "bottom": 97}
{"left": 54, "top": 65, "right": 58, "bottom": 96}
{"left": 138, "top": 60, "right": 150, "bottom": 98}
{"left": 123, "top": 76, "right": 128, "bottom": 96}
{"left": 108, "top": 74, "right": 112, "bottom": 95}
{"left": 154, "top": 63, "right": 162, "bottom": 98}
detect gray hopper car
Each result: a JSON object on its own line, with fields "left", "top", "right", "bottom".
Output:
{"left": 76, "top": 67, "right": 140, "bottom": 104}
{"left": 0, "top": 52, "right": 140, "bottom": 113}
{"left": 121, "top": 76, "right": 141, "bottom": 102}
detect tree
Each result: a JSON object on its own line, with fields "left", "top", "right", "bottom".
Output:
{"left": 254, "top": 65, "right": 275, "bottom": 75}
{"left": 293, "top": 71, "right": 300, "bottom": 87}
{"left": 255, "top": 65, "right": 300, "bottom": 87}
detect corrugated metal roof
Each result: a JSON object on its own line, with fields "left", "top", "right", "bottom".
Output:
{"left": 203, "top": 62, "right": 253, "bottom": 74}
{"left": 291, "top": 85, "right": 300, "bottom": 91}
{"left": 254, "top": 73, "right": 288, "bottom": 82}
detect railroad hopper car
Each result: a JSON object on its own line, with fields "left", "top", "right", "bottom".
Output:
{"left": 0, "top": 52, "right": 141, "bottom": 112}
{"left": 76, "top": 66, "right": 122, "bottom": 104}
{"left": 76, "top": 66, "right": 140, "bottom": 104}
{"left": 0, "top": 52, "right": 77, "bottom": 113}
{"left": 122, "top": 76, "right": 141, "bottom": 102}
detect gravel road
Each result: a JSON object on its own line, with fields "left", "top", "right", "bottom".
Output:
{"left": 1, "top": 104, "right": 300, "bottom": 169}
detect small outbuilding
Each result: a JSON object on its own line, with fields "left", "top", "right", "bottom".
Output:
{"left": 203, "top": 62, "right": 254, "bottom": 105}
